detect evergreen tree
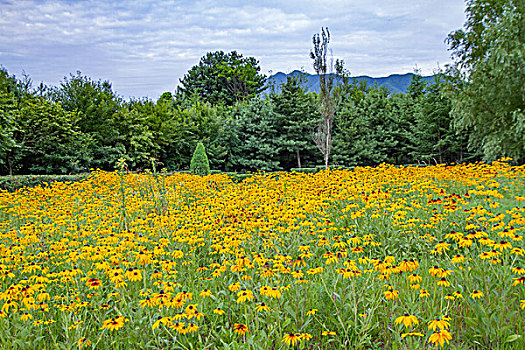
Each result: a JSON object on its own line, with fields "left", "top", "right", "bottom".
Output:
{"left": 229, "top": 100, "right": 280, "bottom": 172}
{"left": 190, "top": 142, "right": 210, "bottom": 176}
{"left": 271, "top": 75, "right": 319, "bottom": 169}
{"left": 333, "top": 85, "right": 398, "bottom": 166}
{"left": 409, "top": 75, "right": 475, "bottom": 164}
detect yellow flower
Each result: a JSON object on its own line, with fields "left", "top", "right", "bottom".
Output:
{"left": 236, "top": 290, "right": 254, "bottom": 304}
{"left": 20, "top": 312, "right": 33, "bottom": 321}
{"left": 451, "top": 255, "right": 466, "bottom": 263}
{"left": 213, "top": 308, "right": 225, "bottom": 315}
{"left": 299, "top": 333, "right": 313, "bottom": 340}
{"left": 228, "top": 282, "right": 241, "bottom": 292}
{"left": 77, "top": 337, "right": 91, "bottom": 349}
{"left": 407, "top": 274, "right": 422, "bottom": 283}
{"left": 395, "top": 314, "right": 418, "bottom": 328}
{"left": 401, "top": 332, "right": 424, "bottom": 338}
{"left": 186, "top": 323, "right": 199, "bottom": 333}
{"left": 384, "top": 289, "right": 399, "bottom": 300}
{"left": 152, "top": 316, "right": 172, "bottom": 330}
{"left": 200, "top": 289, "right": 212, "bottom": 298}
{"left": 453, "top": 291, "right": 463, "bottom": 298}
{"left": 511, "top": 266, "right": 525, "bottom": 275}
{"left": 428, "top": 329, "right": 452, "bottom": 347}
{"left": 306, "top": 308, "right": 317, "bottom": 316}
{"left": 233, "top": 323, "right": 249, "bottom": 336}
{"left": 100, "top": 316, "right": 129, "bottom": 331}
{"left": 322, "top": 331, "right": 336, "bottom": 336}
{"left": 139, "top": 297, "right": 155, "bottom": 308}
{"left": 437, "top": 278, "right": 450, "bottom": 287}
{"left": 470, "top": 290, "right": 484, "bottom": 299}
{"left": 419, "top": 289, "right": 430, "bottom": 298}
{"left": 254, "top": 303, "right": 271, "bottom": 312}
{"left": 282, "top": 333, "right": 301, "bottom": 346}
{"left": 428, "top": 318, "right": 450, "bottom": 331}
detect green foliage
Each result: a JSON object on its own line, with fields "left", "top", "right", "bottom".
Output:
{"left": 190, "top": 142, "right": 210, "bottom": 176}
{"left": 178, "top": 51, "right": 266, "bottom": 106}
{"left": 333, "top": 84, "right": 399, "bottom": 166}
{"left": 0, "top": 68, "right": 19, "bottom": 174}
{"left": 15, "top": 96, "right": 90, "bottom": 174}
{"left": 159, "top": 97, "right": 231, "bottom": 171}
{"left": 408, "top": 74, "right": 477, "bottom": 164}
{"left": 446, "top": 0, "right": 525, "bottom": 161}
{"left": 228, "top": 99, "right": 281, "bottom": 172}
{"left": 270, "top": 75, "right": 320, "bottom": 169}
{"left": 50, "top": 71, "right": 122, "bottom": 169}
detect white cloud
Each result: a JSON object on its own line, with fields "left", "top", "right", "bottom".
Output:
{"left": 0, "top": 0, "right": 466, "bottom": 98}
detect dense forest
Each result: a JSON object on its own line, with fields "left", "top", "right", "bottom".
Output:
{"left": 0, "top": 0, "right": 523, "bottom": 175}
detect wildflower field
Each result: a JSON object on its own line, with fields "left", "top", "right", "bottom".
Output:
{"left": 0, "top": 160, "right": 524, "bottom": 349}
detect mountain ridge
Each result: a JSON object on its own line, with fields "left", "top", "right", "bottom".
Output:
{"left": 265, "top": 71, "right": 436, "bottom": 94}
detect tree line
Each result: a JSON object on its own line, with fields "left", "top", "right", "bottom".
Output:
{"left": 0, "top": 0, "right": 522, "bottom": 175}
{"left": 0, "top": 66, "right": 477, "bottom": 175}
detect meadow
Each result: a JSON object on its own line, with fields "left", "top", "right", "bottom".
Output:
{"left": 0, "top": 160, "right": 524, "bottom": 349}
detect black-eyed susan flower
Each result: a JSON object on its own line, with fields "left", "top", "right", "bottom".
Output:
{"left": 322, "top": 331, "right": 336, "bottom": 336}
{"left": 299, "top": 333, "right": 313, "bottom": 341}
{"left": 428, "top": 329, "right": 452, "bottom": 347}
{"left": 394, "top": 314, "right": 418, "bottom": 328}
{"left": 186, "top": 323, "right": 198, "bottom": 333}
{"left": 428, "top": 318, "right": 450, "bottom": 331}
{"left": 384, "top": 288, "right": 399, "bottom": 300}
{"left": 20, "top": 312, "right": 33, "bottom": 321}
{"left": 233, "top": 323, "right": 249, "bottom": 336}
{"left": 408, "top": 274, "right": 422, "bottom": 283}
{"left": 401, "top": 332, "right": 424, "bottom": 338}
{"left": 493, "top": 241, "right": 512, "bottom": 251}
{"left": 100, "top": 316, "right": 128, "bottom": 331}
{"left": 437, "top": 278, "right": 450, "bottom": 287}
{"left": 470, "top": 290, "right": 484, "bottom": 299}
{"left": 282, "top": 333, "right": 301, "bottom": 346}
{"left": 512, "top": 267, "right": 525, "bottom": 275}
{"left": 236, "top": 290, "right": 254, "bottom": 304}
{"left": 306, "top": 308, "right": 317, "bottom": 316}
{"left": 453, "top": 291, "right": 463, "bottom": 298}
{"left": 513, "top": 276, "right": 525, "bottom": 286}
{"left": 254, "top": 302, "right": 271, "bottom": 313}
{"left": 228, "top": 282, "right": 241, "bottom": 292}
{"left": 200, "top": 289, "right": 212, "bottom": 298}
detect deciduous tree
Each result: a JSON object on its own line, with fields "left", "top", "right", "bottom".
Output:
{"left": 446, "top": 0, "right": 524, "bottom": 161}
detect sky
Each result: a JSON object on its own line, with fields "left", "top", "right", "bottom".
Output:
{"left": 0, "top": 0, "right": 466, "bottom": 99}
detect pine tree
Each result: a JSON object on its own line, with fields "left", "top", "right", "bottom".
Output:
{"left": 271, "top": 74, "right": 319, "bottom": 169}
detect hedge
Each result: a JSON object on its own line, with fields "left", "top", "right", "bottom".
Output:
{"left": 0, "top": 174, "right": 90, "bottom": 192}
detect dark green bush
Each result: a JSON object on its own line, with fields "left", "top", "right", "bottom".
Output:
{"left": 290, "top": 167, "right": 319, "bottom": 173}
{"left": 0, "top": 174, "right": 90, "bottom": 192}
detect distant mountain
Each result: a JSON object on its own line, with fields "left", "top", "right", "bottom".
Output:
{"left": 265, "top": 70, "right": 436, "bottom": 94}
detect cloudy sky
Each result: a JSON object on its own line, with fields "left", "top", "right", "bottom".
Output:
{"left": 0, "top": 0, "right": 466, "bottom": 99}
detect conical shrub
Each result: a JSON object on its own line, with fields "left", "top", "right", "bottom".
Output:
{"left": 190, "top": 142, "right": 210, "bottom": 176}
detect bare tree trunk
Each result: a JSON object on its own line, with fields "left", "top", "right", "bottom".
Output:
{"left": 296, "top": 149, "right": 301, "bottom": 168}
{"left": 325, "top": 120, "right": 330, "bottom": 168}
